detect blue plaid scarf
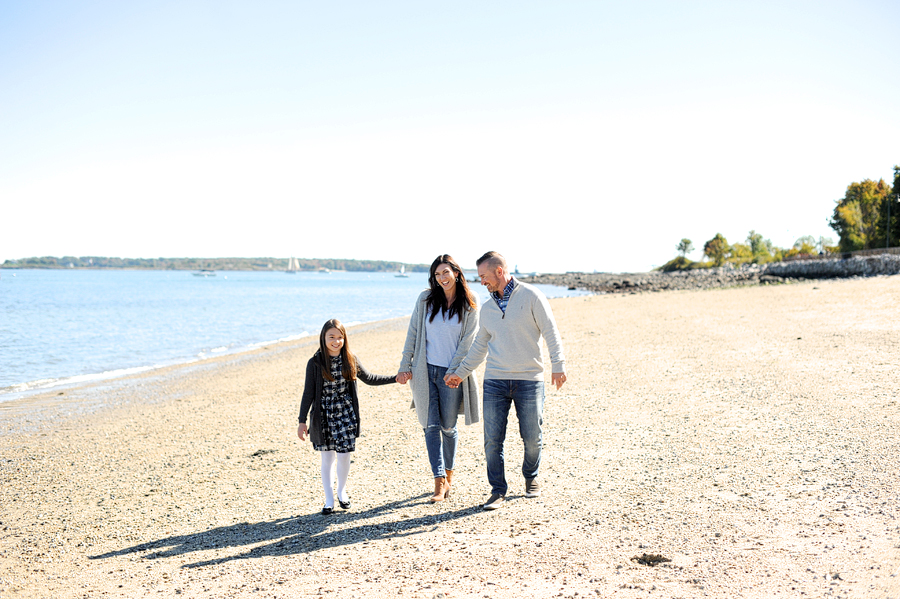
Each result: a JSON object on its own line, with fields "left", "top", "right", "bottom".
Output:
{"left": 491, "top": 277, "right": 517, "bottom": 314}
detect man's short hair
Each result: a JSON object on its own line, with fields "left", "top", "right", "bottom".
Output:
{"left": 476, "top": 251, "right": 507, "bottom": 271}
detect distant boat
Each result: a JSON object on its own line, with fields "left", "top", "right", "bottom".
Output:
{"left": 286, "top": 257, "right": 300, "bottom": 274}
{"left": 395, "top": 265, "right": 409, "bottom": 278}
{"left": 318, "top": 268, "right": 331, "bottom": 274}
{"left": 193, "top": 270, "right": 216, "bottom": 277}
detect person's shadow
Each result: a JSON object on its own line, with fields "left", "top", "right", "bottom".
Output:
{"left": 90, "top": 494, "right": 481, "bottom": 569}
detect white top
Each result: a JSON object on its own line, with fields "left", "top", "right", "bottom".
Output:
{"left": 424, "top": 308, "right": 464, "bottom": 368}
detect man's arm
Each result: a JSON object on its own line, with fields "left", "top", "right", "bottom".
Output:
{"left": 444, "top": 323, "right": 490, "bottom": 388}
{"left": 533, "top": 293, "right": 566, "bottom": 389}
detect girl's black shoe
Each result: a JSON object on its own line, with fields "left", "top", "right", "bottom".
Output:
{"left": 339, "top": 499, "right": 351, "bottom": 510}
{"left": 321, "top": 506, "right": 334, "bottom": 515}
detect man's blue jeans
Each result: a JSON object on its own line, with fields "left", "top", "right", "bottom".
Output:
{"left": 482, "top": 379, "right": 545, "bottom": 496}
{"left": 424, "top": 364, "right": 462, "bottom": 479}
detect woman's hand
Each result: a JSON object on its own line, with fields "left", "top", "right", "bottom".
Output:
{"left": 297, "top": 423, "right": 308, "bottom": 441}
{"left": 444, "top": 373, "right": 462, "bottom": 389}
{"left": 396, "top": 372, "right": 412, "bottom": 384}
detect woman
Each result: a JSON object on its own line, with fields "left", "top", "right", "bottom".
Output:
{"left": 397, "top": 254, "right": 480, "bottom": 502}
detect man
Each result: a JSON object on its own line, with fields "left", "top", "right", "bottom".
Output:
{"left": 444, "top": 251, "right": 566, "bottom": 510}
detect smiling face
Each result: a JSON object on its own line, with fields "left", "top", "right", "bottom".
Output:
{"left": 433, "top": 262, "right": 457, "bottom": 295}
{"left": 323, "top": 327, "right": 345, "bottom": 357}
{"left": 477, "top": 262, "right": 508, "bottom": 295}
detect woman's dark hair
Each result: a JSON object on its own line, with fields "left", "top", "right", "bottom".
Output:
{"left": 426, "top": 254, "right": 477, "bottom": 323}
{"left": 317, "top": 319, "right": 357, "bottom": 381}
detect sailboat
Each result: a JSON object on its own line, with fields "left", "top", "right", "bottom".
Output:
{"left": 286, "top": 256, "right": 300, "bottom": 274}
{"left": 395, "top": 265, "right": 409, "bottom": 278}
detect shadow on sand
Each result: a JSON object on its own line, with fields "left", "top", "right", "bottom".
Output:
{"left": 90, "top": 494, "right": 483, "bottom": 569}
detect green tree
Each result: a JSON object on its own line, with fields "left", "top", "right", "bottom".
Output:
{"left": 676, "top": 238, "right": 694, "bottom": 258}
{"left": 746, "top": 230, "right": 774, "bottom": 263}
{"left": 794, "top": 235, "right": 817, "bottom": 255}
{"left": 886, "top": 165, "right": 900, "bottom": 248}
{"left": 729, "top": 242, "right": 752, "bottom": 265}
{"left": 703, "top": 233, "right": 729, "bottom": 267}
{"left": 829, "top": 178, "right": 892, "bottom": 251}
{"left": 817, "top": 236, "right": 835, "bottom": 253}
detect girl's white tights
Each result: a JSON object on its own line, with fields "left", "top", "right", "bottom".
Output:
{"left": 320, "top": 450, "right": 351, "bottom": 508}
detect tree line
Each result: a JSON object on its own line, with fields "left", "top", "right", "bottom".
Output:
{"left": 662, "top": 165, "right": 899, "bottom": 271}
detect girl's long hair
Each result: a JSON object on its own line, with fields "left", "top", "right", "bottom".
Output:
{"left": 425, "top": 254, "right": 477, "bottom": 323}
{"left": 317, "top": 319, "right": 357, "bottom": 381}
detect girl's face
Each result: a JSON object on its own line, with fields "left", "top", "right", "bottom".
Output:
{"left": 324, "top": 328, "right": 345, "bottom": 357}
{"left": 434, "top": 263, "right": 456, "bottom": 294}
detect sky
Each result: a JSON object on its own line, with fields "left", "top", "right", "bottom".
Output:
{"left": 2, "top": 1, "right": 898, "bottom": 273}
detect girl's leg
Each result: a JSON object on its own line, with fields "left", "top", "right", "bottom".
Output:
{"left": 320, "top": 450, "right": 336, "bottom": 508}
{"left": 336, "top": 451, "right": 351, "bottom": 503}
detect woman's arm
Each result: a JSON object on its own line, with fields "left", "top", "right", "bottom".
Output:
{"left": 398, "top": 294, "right": 423, "bottom": 374}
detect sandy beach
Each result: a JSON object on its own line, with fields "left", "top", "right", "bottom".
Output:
{"left": 1, "top": 276, "right": 899, "bottom": 598}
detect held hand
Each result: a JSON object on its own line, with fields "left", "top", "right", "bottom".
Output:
{"left": 297, "top": 423, "right": 308, "bottom": 441}
{"left": 396, "top": 372, "right": 412, "bottom": 385}
{"left": 552, "top": 372, "right": 567, "bottom": 391}
{"left": 444, "top": 373, "right": 463, "bottom": 389}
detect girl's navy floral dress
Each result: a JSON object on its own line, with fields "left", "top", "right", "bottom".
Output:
{"left": 314, "top": 355, "right": 359, "bottom": 453}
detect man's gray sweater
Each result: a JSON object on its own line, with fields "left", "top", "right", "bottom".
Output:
{"left": 451, "top": 279, "right": 566, "bottom": 382}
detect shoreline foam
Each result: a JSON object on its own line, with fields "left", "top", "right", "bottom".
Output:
{"left": 0, "top": 317, "right": 409, "bottom": 435}
{"left": 0, "top": 329, "right": 318, "bottom": 406}
{"left": 1, "top": 269, "right": 582, "bottom": 404}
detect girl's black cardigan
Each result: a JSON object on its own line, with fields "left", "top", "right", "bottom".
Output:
{"left": 297, "top": 351, "right": 396, "bottom": 447}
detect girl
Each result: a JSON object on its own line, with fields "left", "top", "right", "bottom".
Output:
{"left": 397, "top": 254, "right": 480, "bottom": 502}
{"left": 297, "top": 319, "right": 397, "bottom": 514}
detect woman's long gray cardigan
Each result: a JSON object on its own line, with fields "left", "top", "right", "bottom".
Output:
{"left": 398, "top": 290, "right": 480, "bottom": 428}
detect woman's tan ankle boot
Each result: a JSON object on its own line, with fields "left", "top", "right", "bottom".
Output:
{"left": 444, "top": 469, "right": 453, "bottom": 498}
{"left": 430, "top": 477, "right": 447, "bottom": 502}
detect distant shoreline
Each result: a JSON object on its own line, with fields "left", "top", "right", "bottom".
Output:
{"left": 1, "top": 256, "right": 430, "bottom": 273}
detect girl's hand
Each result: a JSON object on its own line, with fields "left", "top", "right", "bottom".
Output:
{"left": 297, "top": 423, "right": 308, "bottom": 441}
{"left": 397, "top": 372, "right": 412, "bottom": 384}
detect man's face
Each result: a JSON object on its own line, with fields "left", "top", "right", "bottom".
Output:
{"left": 477, "top": 263, "right": 505, "bottom": 294}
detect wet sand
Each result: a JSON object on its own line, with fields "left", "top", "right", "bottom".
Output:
{"left": 1, "top": 276, "right": 898, "bottom": 598}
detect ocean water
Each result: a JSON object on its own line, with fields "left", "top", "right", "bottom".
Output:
{"left": 0, "top": 269, "right": 587, "bottom": 402}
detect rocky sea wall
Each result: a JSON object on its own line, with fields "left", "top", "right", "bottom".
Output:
{"left": 525, "top": 254, "right": 900, "bottom": 294}
{"left": 764, "top": 254, "right": 900, "bottom": 279}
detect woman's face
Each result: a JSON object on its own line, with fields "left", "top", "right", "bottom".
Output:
{"left": 324, "top": 327, "right": 345, "bottom": 356}
{"left": 434, "top": 263, "right": 457, "bottom": 294}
